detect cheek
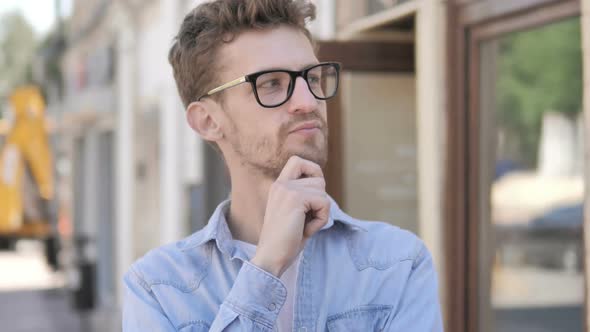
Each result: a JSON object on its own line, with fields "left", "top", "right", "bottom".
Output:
{"left": 232, "top": 117, "right": 278, "bottom": 143}
{"left": 225, "top": 98, "right": 285, "bottom": 142}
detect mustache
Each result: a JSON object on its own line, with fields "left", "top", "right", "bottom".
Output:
{"left": 280, "top": 113, "right": 327, "bottom": 135}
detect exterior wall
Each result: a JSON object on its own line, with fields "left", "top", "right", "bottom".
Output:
{"left": 335, "top": 0, "right": 365, "bottom": 31}
{"left": 113, "top": 0, "right": 205, "bottom": 300}
{"left": 116, "top": 0, "right": 208, "bottom": 301}
{"left": 133, "top": 107, "right": 161, "bottom": 257}
{"left": 157, "top": 0, "right": 185, "bottom": 246}
{"left": 327, "top": 0, "right": 448, "bottom": 323}
{"left": 62, "top": 0, "right": 116, "bottom": 117}
{"left": 61, "top": 0, "right": 206, "bottom": 306}
{"left": 134, "top": 0, "right": 166, "bottom": 258}
{"left": 341, "top": 73, "right": 418, "bottom": 233}
{"left": 415, "top": 0, "right": 447, "bottom": 320}
{"left": 61, "top": 0, "right": 122, "bottom": 308}
{"left": 309, "top": 0, "right": 336, "bottom": 39}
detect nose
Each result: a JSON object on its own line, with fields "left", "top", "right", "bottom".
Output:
{"left": 287, "top": 76, "right": 318, "bottom": 114}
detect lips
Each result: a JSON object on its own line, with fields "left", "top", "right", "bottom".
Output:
{"left": 289, "top": 121, "right": 322, "bottom": 133}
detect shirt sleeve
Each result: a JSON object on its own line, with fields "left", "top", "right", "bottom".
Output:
{"left": 209, "top": 261, "right": 288, "bottom": 331}
{"left": 122, "top": 261, "right": 287, "bottom": 332}
{"left": 386, "top": 243, "right": 444, "bottom": 332}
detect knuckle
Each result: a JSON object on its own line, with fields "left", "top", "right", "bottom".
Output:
{"left": 270, "top": 180, "right": 287, "bottom": 193}
{"left": 285, "top": 186, "right": 300, "bottom": 199}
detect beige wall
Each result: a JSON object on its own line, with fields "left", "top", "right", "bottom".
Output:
{"left": 335, "top": 0, "right": 366, "bottom": 30}
{"left": 341, "top": 73, "right": 419, "bottom": 233}
{"left": 332, "top": 0, "right": 448, "bottom": 322}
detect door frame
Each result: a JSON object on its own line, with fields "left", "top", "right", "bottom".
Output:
{"left": 445, "top": 0, "right": 582, "bottom": 331}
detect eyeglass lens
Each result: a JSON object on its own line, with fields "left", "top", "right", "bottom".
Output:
{"left": 254, "top": 64, "right": 338, "bottom": 107}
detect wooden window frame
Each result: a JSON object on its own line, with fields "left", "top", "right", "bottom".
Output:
{"left": 445, "top": 0, "right": 582, "bottom": 331}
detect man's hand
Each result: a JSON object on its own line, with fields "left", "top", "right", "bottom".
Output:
{"left": 251, "top": 156, "right": 330, "bottom": 277}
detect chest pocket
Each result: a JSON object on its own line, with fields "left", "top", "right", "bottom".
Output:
{"left": 178, "top": 321, "right": 210, "bottom": 332}
{"left": 326, "top": 305, "right": 393, "bottom": 332}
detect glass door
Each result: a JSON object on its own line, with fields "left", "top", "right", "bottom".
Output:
{"left": 476, "top": 17, "right": 584, "bottom": 332}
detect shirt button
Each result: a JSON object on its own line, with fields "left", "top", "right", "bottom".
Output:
{"left": 268, "top": 303, "right": 277, "bottom": 312}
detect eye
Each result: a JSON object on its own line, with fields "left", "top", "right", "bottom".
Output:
{"left": 307, "top": 74, "right": 321, "bottom": 85}
{"left": 258, "top": 79, "right": 283, "bottom": 89}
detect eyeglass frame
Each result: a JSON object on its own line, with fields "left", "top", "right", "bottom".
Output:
{"left": 197, "top": 62, "right": 341, "bottom": 108}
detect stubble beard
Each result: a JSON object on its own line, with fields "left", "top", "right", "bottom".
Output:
{"left": 227, "top": 114, "right": 329, "bottom": 180}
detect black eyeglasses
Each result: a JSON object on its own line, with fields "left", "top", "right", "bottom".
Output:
{"left": 197, "top": 62, "right": 341, "bottom": 108}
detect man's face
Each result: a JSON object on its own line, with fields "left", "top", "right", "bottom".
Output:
{"left": 215, "top": 26, "right": 328, "bottom": 179}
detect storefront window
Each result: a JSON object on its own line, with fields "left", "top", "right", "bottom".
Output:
{"left": 478, "top": 17, "right": 584, "bottom": 332}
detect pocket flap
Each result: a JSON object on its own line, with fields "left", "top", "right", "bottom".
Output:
{"left": 327, "top": 305, "right": 393, "bottom": 331}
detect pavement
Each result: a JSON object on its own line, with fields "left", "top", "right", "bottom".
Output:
{"left": 0, "top": 240, "right": 120, "bottom": 332}
{"left": 0, "top": 289, "right": 120, "bottom": 332}
{"left": 495, "top": 306, "right": 582, "bottom": 332}
{"left": 0, "top": 240, "right": 583, "bottom": 331}
{"left": 0, "top": 240, "right": 65, "bottom": 292}
{"left": 492, "top": 265, "right": 584, "bottom": 308}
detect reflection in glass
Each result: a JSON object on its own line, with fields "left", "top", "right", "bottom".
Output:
{"left": 479, "top": 18, "right": 583, "bottom": 332}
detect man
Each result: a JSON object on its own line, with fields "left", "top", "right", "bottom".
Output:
{"left": 123, "top": 0, "right": 443, "bottom": 331}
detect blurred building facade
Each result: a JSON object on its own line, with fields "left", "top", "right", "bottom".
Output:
{"left": 44, "top": 0, "right": 588, "bottom": 331}
{"left": 57, "top": 0, "right": 204, "bottom": 311}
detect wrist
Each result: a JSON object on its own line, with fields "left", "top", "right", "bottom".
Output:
{"left": 250, "top": 255, "right": 285, "bottom": 277}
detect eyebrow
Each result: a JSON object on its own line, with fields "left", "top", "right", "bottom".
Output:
{"left": 251, "top": 62, "right": 320, "bottom": 73}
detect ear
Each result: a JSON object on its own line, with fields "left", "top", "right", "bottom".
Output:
{"left": 186, "top": 101, "right": 224, "bottom": 142}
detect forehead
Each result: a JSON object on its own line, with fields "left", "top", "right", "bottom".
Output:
{"left": 218, "top": 25, "right": 318, "bottom": 79}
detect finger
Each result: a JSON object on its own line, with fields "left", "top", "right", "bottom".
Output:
{"left": 277, "top": 156, "right": 324, "bottom": 181}
{"left": 290, "top": 177, "right": 326, "bottom": 191}
{"left": 302, "top": 193, "right": 330, "bottom": 238}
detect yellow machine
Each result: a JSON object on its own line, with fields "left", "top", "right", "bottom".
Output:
{"left": 0, "top": 86, "right": 54, "bottom": 240}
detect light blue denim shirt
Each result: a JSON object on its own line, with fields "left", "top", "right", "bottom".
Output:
{"left": 123, "top": 198, "right": 443, "bottom": 331}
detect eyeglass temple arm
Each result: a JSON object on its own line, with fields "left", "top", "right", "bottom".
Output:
{"left": 199, "top": 76, "right": 247, "bottom": 100}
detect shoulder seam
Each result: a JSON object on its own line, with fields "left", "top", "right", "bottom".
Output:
{"left": 129, "top": 266, "right": 153, "bottom": 294}
{"left": 411, "top": 240, "right": 428, "bottom": 269}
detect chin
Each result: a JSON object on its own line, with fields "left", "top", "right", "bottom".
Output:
{"left": 285, "top": 147, "right": 328, "bottom": 169}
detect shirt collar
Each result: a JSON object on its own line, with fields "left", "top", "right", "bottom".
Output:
{"left": 179, "top": 195, "right": 365, "bottom": 252}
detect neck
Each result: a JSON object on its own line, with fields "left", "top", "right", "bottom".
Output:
{"left": 226, "top": 162, "right": 274, "bottom": 245}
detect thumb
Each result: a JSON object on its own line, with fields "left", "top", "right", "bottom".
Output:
{"left": 303, "top": 195, "right": 330, "bottom": 238}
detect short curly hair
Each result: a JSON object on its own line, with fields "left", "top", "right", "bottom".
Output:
{"left": 168, "top": 0, "right": 317, "bottom": 108}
